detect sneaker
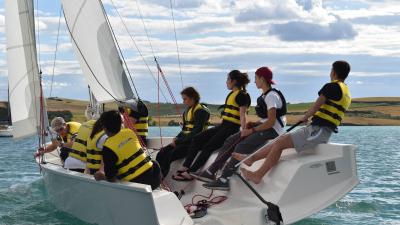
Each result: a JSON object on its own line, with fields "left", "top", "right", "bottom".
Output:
{"left": 202, "top": 178, "right": 230, "bottom": 191}
{"left": 189, "top": 170, "right": 216, "bottom": 182}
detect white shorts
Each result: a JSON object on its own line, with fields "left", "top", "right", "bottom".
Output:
{"left": 64, "top": 156, "right": 86, "bottom": 169}
{"left": 290, "top": 125, "right": 333, "bottom": 152}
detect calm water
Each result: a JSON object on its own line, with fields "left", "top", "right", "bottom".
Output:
{"left": 0, "top": 126, "right": 399, "bottom": 225}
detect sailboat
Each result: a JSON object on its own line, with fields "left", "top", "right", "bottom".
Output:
{"left": 5, "top": 0, "right": 359, "bottom": 224}
{"left": 0, "top": 86, "right": 13, "bottom": 137}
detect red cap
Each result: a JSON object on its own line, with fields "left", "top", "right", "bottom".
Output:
{"left": 255, "top": 67, "right": 275, "bottom": 84}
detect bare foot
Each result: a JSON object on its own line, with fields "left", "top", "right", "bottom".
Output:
{"left": 232, "top": 153, "right": 254, "bottom": 167}
{"left": 240, "top": 168, "right": 262, "bottom": 184}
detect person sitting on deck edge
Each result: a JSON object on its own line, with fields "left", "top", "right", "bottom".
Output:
{"left": 173, "top": 70, "right": 251, "bottom": 181}
{"left": 193, "top": 66, "right": 287, "bottom": 191}
{"left": 94, "top": 110, "right": 161, "bottom": 190}
{"left": 86, "top": 118, "right": 108, "bottom": 175}
{"left": 156, "top": 86, "right": 211, "bottom": 177}
{"left": 234, "top": 60, "right": 352, "bottom": 184}
{"left": 63, "top": 119, "right": 96, "bottom": 173}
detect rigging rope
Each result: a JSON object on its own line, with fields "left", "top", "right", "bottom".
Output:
{"left": 168, "top": 0, "right": 184, "bottom": 89}
{"left": 50, "top": 6, "right": 63, "bottom": 97}
{"left": 155, "top": 58, "right": 181, "bottom": 114}
{"left": 109, "top": 0, "right": 169, "bottom": 102}
{"left": 121, "top": 112, "right": 149, "bottom": 152}
{"left": 35, "top": 0, "right": 41, "bottom": 72}
{"left": 99, "top": 0, "right": 140, "bottom": 100}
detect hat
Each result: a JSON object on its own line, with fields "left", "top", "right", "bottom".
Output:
{"left": 51, "top": 117, "right": 65, "bottom": 132}
{"left": 118, "top": 100, "right": 138, "bottom": 113}
{"left": 255, "top": 67, "right": 275, "bottom": 84}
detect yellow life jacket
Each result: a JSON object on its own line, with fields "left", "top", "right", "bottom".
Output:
{"left": 221, "top": 90, "right": 242, "bottom": 125}
{"left": 182, "top": 104, "right": 210, "bottom": 134}
{"left": 314, "top": 81, "right": 351, "bottom": 126}
{"left": 134, "top": 116, "right": 148, "bottom": 137}
{"left": 70, "top": 120, "right": 96, "bottom": 162}
{"left": 62, "top": 121, "right": 81, "bottom": 143}
{"left": 103, "top": 128, "right": 153, "bottom": 181}
{"left": 86, "top": 130, "right": 106, "bottom": 170}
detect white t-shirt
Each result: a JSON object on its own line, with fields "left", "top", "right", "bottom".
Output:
{"left": 96, "top": 134, "right": 108, "bottom": 150}
{"left": 259, "top": 90, "right": 287, "bottom": 135}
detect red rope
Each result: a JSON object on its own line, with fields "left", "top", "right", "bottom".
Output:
{"left": 184, "top": 189, "right": 228, "bottom": 215}
{"left": 155, "top": 59, "right": 181, "bottom": 115}
{"left": 157, "top": 69, "right": 164, "bottom": 148}
{"left": 122, "top": 112, "right": 147, "bottom": 148}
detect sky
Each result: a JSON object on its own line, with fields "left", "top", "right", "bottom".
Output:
{"left": 0, "top": 0, "right": 399, "bottom": 104}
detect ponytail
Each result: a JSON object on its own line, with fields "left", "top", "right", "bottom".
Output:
{"left": 228, "top": 70, "right": 250, "bottom": 92}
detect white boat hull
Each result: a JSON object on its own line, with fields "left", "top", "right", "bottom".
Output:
{"left": 0, "top": 126, "right": 13, "bottom": 137}
{"left": 38, "top": 138, "right": 359, "bottom": 225}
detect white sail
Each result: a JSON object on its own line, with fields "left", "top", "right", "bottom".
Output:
{"left": 5, "top": 0, "right": 42, "bottom": 139}
{"left": 61, "top": 0, "right": 135, "bottom": 103}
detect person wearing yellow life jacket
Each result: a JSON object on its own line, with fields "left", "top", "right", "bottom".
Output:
{"left": 234, "top": 61, "right": 352, "bottom": 185}
{"left": 63, "top": 120, "right": 96, "bottom": 172}
{"left": 35, "top": 117, "right": 81, "bottom": 161}
{"left": 118, "top": 100, "right": 149, "bottom": 146}
{"left": 156, "top": 87, "right": 211, "bottom": 177}
{"left": 94, "top": 110, "right": 161, "bottom": 190}
{"left": 198, "top": 67, "right": 287, "bottom": 191}
{"left": 173, "top": 70, "right": 251, "bottom": 181}
{"left": 86, "top": 119, "right": 108, "bottom": 175}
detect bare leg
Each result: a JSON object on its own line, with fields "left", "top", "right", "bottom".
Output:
{"left": 233, "top": 134, "right": 289, "bottom": 166}
{"left": 241, "top": 134, "right": 294, "bottom": 184}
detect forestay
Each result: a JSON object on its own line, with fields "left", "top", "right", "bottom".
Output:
{"left": 61, "top": 0, "right": 134, "bottom": 103}
{"left": 5, "top": 0, "right": 43, "bottom": 138}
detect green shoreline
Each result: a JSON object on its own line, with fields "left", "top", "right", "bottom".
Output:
{"left": 1, "top": 97, "right": 400, "bottom": 126}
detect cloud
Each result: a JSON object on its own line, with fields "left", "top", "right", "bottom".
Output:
{"left": 143, "top": 0, "right": 204, "bottom": 9}
{"left": 235, "top": 2, "right": 301, "bottom": 22}
{"left": 350, "top": 14, "right": 400, "bottom": 26}
{"left": 269, "top": 18, "right": 357, "bottom": 41}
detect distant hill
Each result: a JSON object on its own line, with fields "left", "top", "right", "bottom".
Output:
{"left": 1, "top": 97, "right": 400, "bottom": 126}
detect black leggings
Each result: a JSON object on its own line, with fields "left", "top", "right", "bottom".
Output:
{"left": 131, "top": 160, "right": 161, "bottom": 190}
{"left": 183, "top": 121, "right": 240, "bottom": 172}
{"left": 156, "top": 142, "right": 191, "bottom": 177}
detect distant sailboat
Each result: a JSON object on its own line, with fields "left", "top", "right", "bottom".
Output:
{"left": 5, "top": 0, "right": 359, "bottom": 224}
{"left": 0, "top": 85, "right": 13, "bottom": 137}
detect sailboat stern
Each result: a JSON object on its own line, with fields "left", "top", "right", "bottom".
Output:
{"left": 246, "top": 143, "right": 359, "bottom": 224}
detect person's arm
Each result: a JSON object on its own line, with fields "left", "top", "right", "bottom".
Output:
{"left": 253, "top": 107, "right": 276, "bottom": 131}
{"left": 241, "top": 108, "right": 276, "bottom": 137}
{"left": 239, "top": 106, "right": 247, "bottom": 130}
{"left": 301, "top": 95, "right": 326, "bottom": 122}
{"left": 95, "top": 146, "right": 118, "bottom": 182}
{"left": 63, "top": 141, "right": 73, "bottom": 148}
{"left": 176, "top": 109, "right": 209, "bottom": 145}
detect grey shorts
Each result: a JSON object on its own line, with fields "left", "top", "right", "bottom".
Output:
{"left": 290, "top": 125, "right": 333, "bottom": 152}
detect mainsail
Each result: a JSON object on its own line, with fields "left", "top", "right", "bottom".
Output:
{"left": 61, "top": 0, "right": 135, "bottom": 103}
{"left": 5, "top": 0, "right": 44, "bottom": 138}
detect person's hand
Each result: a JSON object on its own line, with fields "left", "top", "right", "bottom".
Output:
{"left": 241, "top": 128, "right": 253, "bottom": 138}
{"left": 300, "top": 115, "right": 309, "bottom": 124}
{"left": 94, "top": 171, "right": 106, "bottom": 181}
{"left": 245, "top": 122, "right": 255, "bottom": 129}
{"left": 170, "top": 140, "right": 176, "bottom": 148}
{"left": 51, "top": 139, "right": 59, "bottom": 145}
{"left": 34, "top": 147, "right": 45, "bottom": 158}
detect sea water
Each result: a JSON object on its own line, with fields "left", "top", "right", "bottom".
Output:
{"left": 0, "top": 126, "right": 399, "bottom": 225}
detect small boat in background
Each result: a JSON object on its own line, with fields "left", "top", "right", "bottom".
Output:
{"left": 0, "top": 125, "right": 13, "bottom": 137}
